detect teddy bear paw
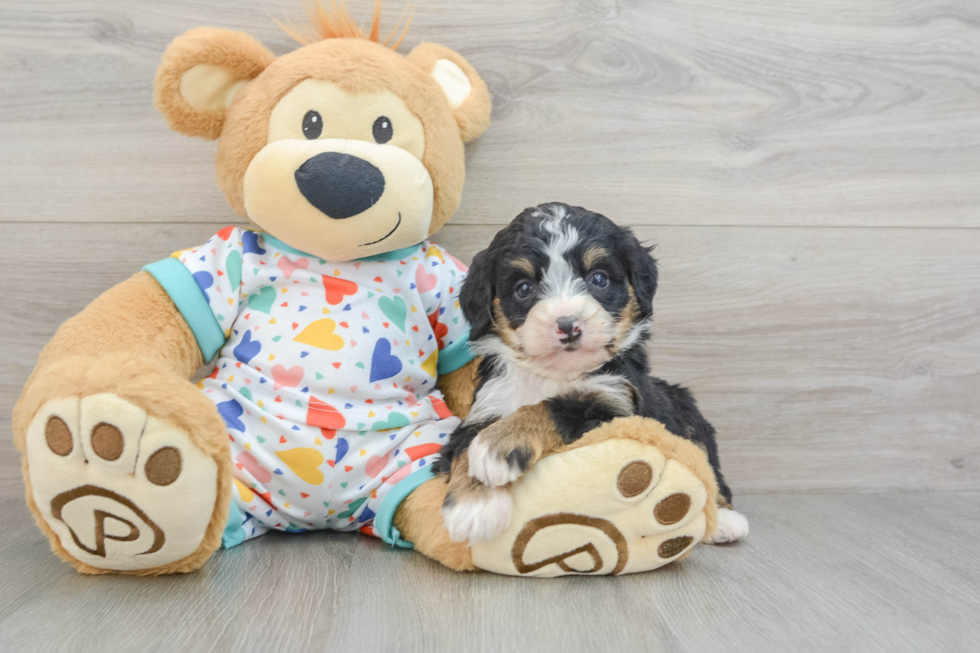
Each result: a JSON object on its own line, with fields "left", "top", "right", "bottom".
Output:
{"left": 25, "top": 394, "right": 221, "bottom": 572}
{"left": 468, "top": 435, "right": 713, "bottom": 577}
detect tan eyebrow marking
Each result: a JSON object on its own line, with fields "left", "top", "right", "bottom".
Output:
{"left": 509, "top": 258, "right": 534, "bottom": 276}
{"left": 583, "top": 246, "right": 608, "bottom": 270}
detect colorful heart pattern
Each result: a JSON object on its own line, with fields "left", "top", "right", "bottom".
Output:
{"left": 172, "top": 229, "right": 471, "bottom": 540}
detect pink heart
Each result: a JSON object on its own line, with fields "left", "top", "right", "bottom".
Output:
{"left": 271, "top": 364, "right": 304, "bottom": 390}
{"left": 277, "top": 256, "right": 309, "bottom": 279}
{"left": 415, "top": 264, "right": 438, "bottom": 293}
{"left": 235, "top": 451, "right": 271, "bottom": 483}
{"left": 366, "top": 452, "right": 391, "bottom": 479}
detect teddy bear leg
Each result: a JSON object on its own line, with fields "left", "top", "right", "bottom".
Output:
{"left": 15, "top": 354, "right": 234, "bottom": 575}
{"left": 392, "top": 476, "right": 475, "bottom": 571}
{"left": 466, "top": 416, "right": 722, "bottom": 577}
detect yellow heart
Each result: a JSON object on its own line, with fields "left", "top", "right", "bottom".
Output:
{"left": 421, "top": 351, "right": 438, "bottom": 377}
{"left": 294, "top": 319, "right": 344, "bottom": 351}
{"left": 411, "top": 412, "right": 419, "bottom": 417}
{"left": 315, "top": 438, "right": 322, "bottom": 445}
{"left": 227, "top": 375, "right": 234, "bottom": 382}
{"left": 275, "top": 448, "right": 325, "bottom": 485}
{"left": 234, "top": 478, "right": 255, "bottom": 502}
{"left": 368, "top": 410, "right": 376, "bottom": 418}
{"left": 244, "top": 442, "right": 252, "bottom": 451}
{"left": 269, "top": 318, "right": 277, "bottom": 324}
{"left": 360, "top": 449, "right": 367, "bottom": 456}
{"left": 268, "top": 354, "right": 275, "bottom": 361}
{"left": 228, "top": 298, "right": 234, "bottom": 306}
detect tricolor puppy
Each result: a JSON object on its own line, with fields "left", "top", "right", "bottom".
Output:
{"left": 433, "top": 203, "right": 748, "bottom": 544}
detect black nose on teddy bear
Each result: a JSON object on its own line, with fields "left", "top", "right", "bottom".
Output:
{"left": 294, "top": 152, "right": 386, "bottom": 219}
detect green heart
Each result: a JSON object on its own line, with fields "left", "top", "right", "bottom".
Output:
{"left": 239, "top": 387, "right": 253, "bottom": 401}
{"left": 396, "top": 269, "right": 403, "bottom": 276}
{"left": 272, "top": 335, "right": 282, "bottom": 342}
{"left": 278, "top": 489, "right": 286, "bottom": 496}
{"left": 295, "top": 400, "right": 302, "bottom": 407}
{"left": 248, "top": 286, "right": 276, "bottom": 313}
{"left": 340, "top": 482, "right": 348, "bottom": 489}
{"left": 257, "top": 436, "right": 266, "bottom": 443}
{"left": 372, "top": 412, "right": 410, "bottom": 431}
{"left": 378, "top": 295, "right": 407, "bottom": 332}
{"left": 367, "top": 292, "right": 375, "bottom": 299}
{"left": 315, "top": 372, "right": 324, "bottom": 380}
{"left": 337, "top": 496, "right": 366, "bottom": 518}
{"left": 355, "top": 362, "right": 365, "bottom": 369}
{"left": 226, "top": 250, "right": 242, "bottom": 291}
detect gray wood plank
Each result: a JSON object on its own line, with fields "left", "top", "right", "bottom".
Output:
{"left": 1, "top": 492, "right": 978, "bottom": 652}
{"left": 2, "top": 222, "right": 977, "bottom": 495}
{"left": 2, "top": 0, "right": 980, "bottom": 227}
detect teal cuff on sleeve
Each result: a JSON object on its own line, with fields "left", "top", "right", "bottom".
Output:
{"left": 437, "top": 328, "right": 474, "bottom": 375}
{"left": 374, "top": 466, "right": 437, "bottom": 549}
{"left": 221, "top": 502, "right": 247, "bottom": 549}
{"left": 143, "top": 257, "right": 226, "bottom": 362}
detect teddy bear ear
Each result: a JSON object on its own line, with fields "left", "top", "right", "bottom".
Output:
{"left": 154, "top": 28, "right": 275, "bottom": 140}
{"left": 408, "top": 43, "right": 491, "bottom": 143}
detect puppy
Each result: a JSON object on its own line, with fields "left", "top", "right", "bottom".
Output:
{"left": 433, "top": 203, "right": 748, "bottom": 545}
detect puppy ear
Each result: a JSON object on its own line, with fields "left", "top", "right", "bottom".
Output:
{"left": 154, "top": 28, "right": 275, "bottom": 140}
{"left": 407, "top": 43, "right": 491, "bottom": 143}
{"left": 460, "top": 248, "right": 497, "bottom": 341}
{"left": 626, "top": 232, "right": 658, "bottom": 318}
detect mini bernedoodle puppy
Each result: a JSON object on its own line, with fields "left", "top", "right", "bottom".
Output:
{"left": 432, "top": 202, "right": 749, "bottom": 545}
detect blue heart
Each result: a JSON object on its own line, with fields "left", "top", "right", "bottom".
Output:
{"left": 193, "top": 271, "right": 213, "bottom": 300}
{"left": 336, "top": 437, "right": 349, "bottom": 463}
{"left": 233, "top": 330, "right": 261, "bottom": 364}
{"left": 217, "top": 399, "right": 245, "bottom": 431}
{"left": 242, "top": 231, "right": 266, "bottom": 255}
{"left": 370, "top": 338, "right": 402, "bottom": 382}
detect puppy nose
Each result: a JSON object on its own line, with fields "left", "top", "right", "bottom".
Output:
{"left": 294, "top": 152, "right": 385, "bottom": 219}
{"left": 556, "top": 316, "right": 582, "bottom": 343}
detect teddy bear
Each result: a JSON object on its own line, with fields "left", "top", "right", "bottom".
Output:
{"left": 12, "top": 1, "right": 720, "bottom": 577}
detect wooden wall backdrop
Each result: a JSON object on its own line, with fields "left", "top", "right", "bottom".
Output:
{"left": 1, "top": 0, "right": 979, "bottom": 498}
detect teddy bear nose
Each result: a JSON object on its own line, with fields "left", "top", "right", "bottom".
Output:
{"left": 294, "top": 152, "right": 386, "bottom": 219}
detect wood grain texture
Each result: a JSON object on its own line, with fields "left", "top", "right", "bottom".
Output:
{"left": 1, "top": 492, "right": 978, "bottom": 652}
{"left": 2, "top": 1, "right": 980, "bottom": 226}
{"left": 1, "top": 222, "right": 977, "bottom": 495}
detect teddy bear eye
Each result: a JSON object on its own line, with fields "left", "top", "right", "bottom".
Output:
{"left": 302, "top": 110, "right": 322, "bottom": 140}
{"left": 372, "top": 116, "right": 393, "bottom": 144}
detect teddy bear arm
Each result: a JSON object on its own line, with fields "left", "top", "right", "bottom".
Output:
{"left": 35, "top": 271, "right": 203, "bottom": 378}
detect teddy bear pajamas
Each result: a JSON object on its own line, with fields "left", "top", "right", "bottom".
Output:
{"left": 145, "top": 227, "right": 472, "bottom": 546}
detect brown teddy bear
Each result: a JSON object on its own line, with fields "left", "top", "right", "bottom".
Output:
{"left": 12, "top": 2, "right": 719, "bottom": 577}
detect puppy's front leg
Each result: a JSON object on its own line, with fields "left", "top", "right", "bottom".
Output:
{"left": 466, "top": 403, "right": 563, "bottom": 488}
{"left": 442, "top": 453, "right": 514, "bottom": 543}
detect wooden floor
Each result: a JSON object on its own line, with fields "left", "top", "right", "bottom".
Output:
{"left": 1, "top": 492, "right": 978, "bottom": 652}
{"left": 1, "top": 0, "right": 978, "bottom": 651}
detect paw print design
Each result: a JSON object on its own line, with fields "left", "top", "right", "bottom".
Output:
{"left": 25, "top": 394, "right": 221, "bottom": 571}
{"left": 468, "top": 423, "right": 716, "bottom": 577}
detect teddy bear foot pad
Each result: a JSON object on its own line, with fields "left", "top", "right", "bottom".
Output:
{"left": 26, "top": 394, "right": 219, "bottom": 572}
{"left": 469, "top": 434, "right": 710, "bottom": 577}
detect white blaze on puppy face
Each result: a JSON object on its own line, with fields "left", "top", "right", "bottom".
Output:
{"left": 514, "top": 212, "right": 617, "bottom": 376}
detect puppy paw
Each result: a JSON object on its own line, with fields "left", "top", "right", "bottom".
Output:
{"left": 467, "top": 433, "right": 528, "bottom": 488}
{"left": 442, "top": 486, "right": 513, "bottom": 544}
{"left": 704, "top": 507, "right": 749, "bottom": 544}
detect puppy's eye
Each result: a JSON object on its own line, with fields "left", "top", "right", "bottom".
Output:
{"left": 515, "top": 282, "right": 534, "bottom": 299}
{"left": 302, "top": 110, "right": 322, "bottom": 140}
{"left": 589, "top": 272, "right": 609, "bottom": 288}
{"left": 373, "top": 116, "right": 393, "bottom": 144}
